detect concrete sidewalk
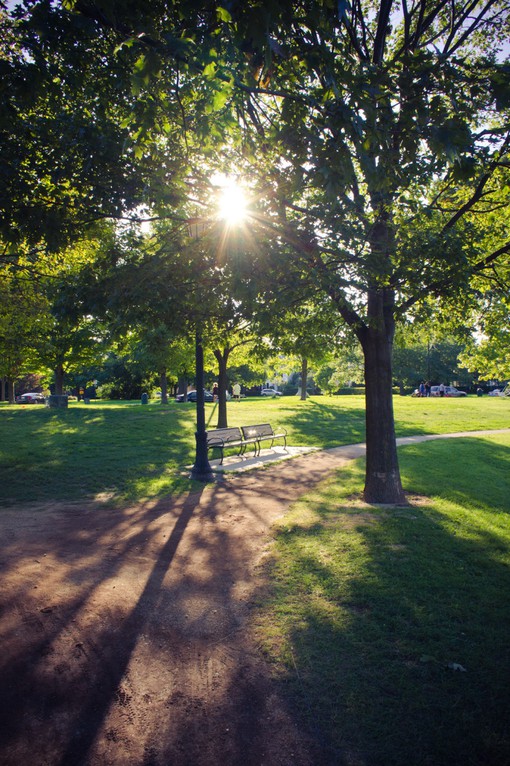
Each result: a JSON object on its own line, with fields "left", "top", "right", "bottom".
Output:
{"left": 207, "top": 428, "right": 510, "bottom": 474}
{"left": 209, "top": 445, "right": 319, "bottom": 472}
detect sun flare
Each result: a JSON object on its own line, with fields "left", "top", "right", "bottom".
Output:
{"left": 216, "top": 176, "right": 248, "bottom": 225}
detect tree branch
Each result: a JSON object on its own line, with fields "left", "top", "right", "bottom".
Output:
{"left": 373, "top": 0, "right": 394, "bottom": 64}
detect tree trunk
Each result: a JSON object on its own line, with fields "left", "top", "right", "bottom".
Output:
{"left": 177, "top": 376, "right": 188, "bottom": 397}
{"left": 0, "top": 377, "right": 5, "bottom": 401}
{"left": 55, "top": 364, "right": 65, "bottom": 396}
{"left": 8, "top": 378, "right": 15, "bottom": 404}
{"left": 300, "top": 357, "right": 308, "bottom": 400}
{"left": 160, "top": 368, "right": 168, "bottom": 404}
{"left": 214, "top": 348, "right": 230, "bottom": 429}
{"left": 360, "top": 289, "right": 407, "bottom": 505}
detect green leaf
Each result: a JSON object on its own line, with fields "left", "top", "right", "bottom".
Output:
{"left": 133, "top": 55, "right": 147, "bottom": 74}
{"left": 203, "top": 61, "right": 217, "bottom": 77}
{"left": 113, "top": 38, "right": 136, "bottom": 55}
{"left": 490, "top": 65, "right": 510, "bottom": 111}
{"left": 216, "top": 7, "right": 232, "bottom": 22}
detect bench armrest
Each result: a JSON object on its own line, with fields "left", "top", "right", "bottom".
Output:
{"left": 207, "top": 437, "right": 225, "bottom": 448}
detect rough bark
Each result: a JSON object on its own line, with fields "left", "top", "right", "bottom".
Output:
{"left": 8, "top": 378, "right": 15, "bottom": 404}
{"left": 300, "top": 357, "right": 308, "bottom": 400}
{"left": 177, "top": 376, "right": 188, "bottom": 398}
{"left": 359, "top": 287, "right": 407, "bottom": 504}
{"left": 55, "top": 364, "right": 64, "bottom": 396}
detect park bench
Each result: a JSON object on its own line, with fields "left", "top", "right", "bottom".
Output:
{"left": 206, "top": 423, "right": 287, "bottom": 464}
{"left": 206, "top": 426, "right": 258, "bottom": 464}
{"left": 241, "top": 423, "right": 287, "bottom": 455}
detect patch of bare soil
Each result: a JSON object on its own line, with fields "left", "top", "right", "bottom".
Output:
{"left": 0, "top": 448, "right": 360, "bottom": 766}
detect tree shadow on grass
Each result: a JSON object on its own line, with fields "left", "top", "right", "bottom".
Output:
{"left": 281, "top": 399, "right": 367, "bottom": 448}
{"left": 0, "top": 403, "right": 195, "bottom": 506}
{"left": 282, "top": 397, "right": 447, "bottom": 452}
{"left": 261, "top": 438, "right": 510, "bottom": 766}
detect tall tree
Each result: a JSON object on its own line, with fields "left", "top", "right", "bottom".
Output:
{"left": 219, "top": 0, "right": 510, "bottom": 502}
{"left": 7, "top": 0, "right": 510, "bottom": 502}
{"left": 75, "top": 0, "right": 509, "bottom": 501}
{"left": 0, "top": 270, "right": 50, "bottom": 401}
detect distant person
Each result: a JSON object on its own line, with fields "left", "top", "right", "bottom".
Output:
{"left": 439, "top": 383, "right": 445, "bottom": 397}
{"left": 419, "top": 381, "right": 425, "bottom": 397}
{"left": 425, "top": 381, "right": 431, "bottom": 397}
{"left": 233, "top": 382, "right": 241, "bottom": 401}
{"left": 212, "top": 382, "right": 218, "bottom": 401}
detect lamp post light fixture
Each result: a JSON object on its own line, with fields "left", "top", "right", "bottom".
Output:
{"left": 187, "top": 217, "right": 215, "bottom": 482}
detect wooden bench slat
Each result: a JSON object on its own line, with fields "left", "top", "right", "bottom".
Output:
{"left": 241, "top": 423, "right": 287, "bottom": 454}
{"left": 206, "top": 427, "right": 243, "bottom": 445}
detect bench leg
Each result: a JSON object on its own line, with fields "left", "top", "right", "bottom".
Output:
{"left": 208, "top": 446, "right": 224, "bottom": 465}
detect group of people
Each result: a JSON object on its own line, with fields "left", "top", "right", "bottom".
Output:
{"left": 417, "top": 381, "right": 446, "bottom": 397}
{"left": 417, "top": 381, "right": 432, "bottom": 397}
{"left": 211, "top": 382, "right": 241, "bottom": 401}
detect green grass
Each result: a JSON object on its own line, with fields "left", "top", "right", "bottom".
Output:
{"left": 1, "top": 397, "right": 509, "bottom": 760}
{"left": 0, "top": 395, "right": 508, "bottom": 506}
{"left": 253, "top": 432, "right": 510, "bottom": 765}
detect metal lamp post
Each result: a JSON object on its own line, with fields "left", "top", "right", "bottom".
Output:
{"left": 188, "top": 218, "right": 215, "bottom": 482}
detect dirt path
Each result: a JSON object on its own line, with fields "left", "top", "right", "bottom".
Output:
{"left": 0, "top": 432, "right": 506, "bottom": 766}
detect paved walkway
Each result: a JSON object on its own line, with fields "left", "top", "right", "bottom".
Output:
{"left": 212, "top": 429, "right": 510, "bottom": 474}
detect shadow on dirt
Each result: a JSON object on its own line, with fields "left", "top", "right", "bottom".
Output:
{"left": 0, "top": 458, "right": 323, "bottom": 765}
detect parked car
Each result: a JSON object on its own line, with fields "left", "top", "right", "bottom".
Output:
{"left": 260, "top": 388, "right": 283, "bottom": 397}
{"left": 16, "top": 392, "right": 46, "bottom": 404}
{"left": 489, "top": 387, "right": 510, "bottom": 397}
{"left": 175, "top": 390, "right": 214, "bottom": 402}
{"left": 430, "top": 385, "right": 467, "bottom": 397}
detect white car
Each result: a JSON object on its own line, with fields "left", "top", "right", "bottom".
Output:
{"left": 260, "top": 388, "right": 282, "bottom": 397}
{"left": 489, "top": 387, "right": 509, "bottom": 397}
{"left": 430, "top": 385, "right": 467, "bottom": 397}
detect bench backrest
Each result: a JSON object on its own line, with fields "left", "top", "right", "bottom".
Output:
{"left": 241, "top": 423, "right": 274, "bottom": 440}
{"left": 206, "top": 427, "right": 242, "bottom": 445}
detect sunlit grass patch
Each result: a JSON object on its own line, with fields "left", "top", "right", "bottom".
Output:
{"left": 253, "top": 434, "right": 510, "bottom": 765}
{"left": 0, "top": 395, "right": 508, "bottom": 506}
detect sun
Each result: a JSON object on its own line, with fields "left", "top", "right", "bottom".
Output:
{"left": 215, "top": 176, "right": 248, "bottom": 225}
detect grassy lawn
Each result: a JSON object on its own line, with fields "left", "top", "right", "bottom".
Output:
{"left": 253, "top": 432, "right": 510, "bottom": 765}
{"left": 0, "top": 395, "right": 508, "bottom": 506}
{"left": 1, "top": 397, "right": 509, "bottom": 762}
